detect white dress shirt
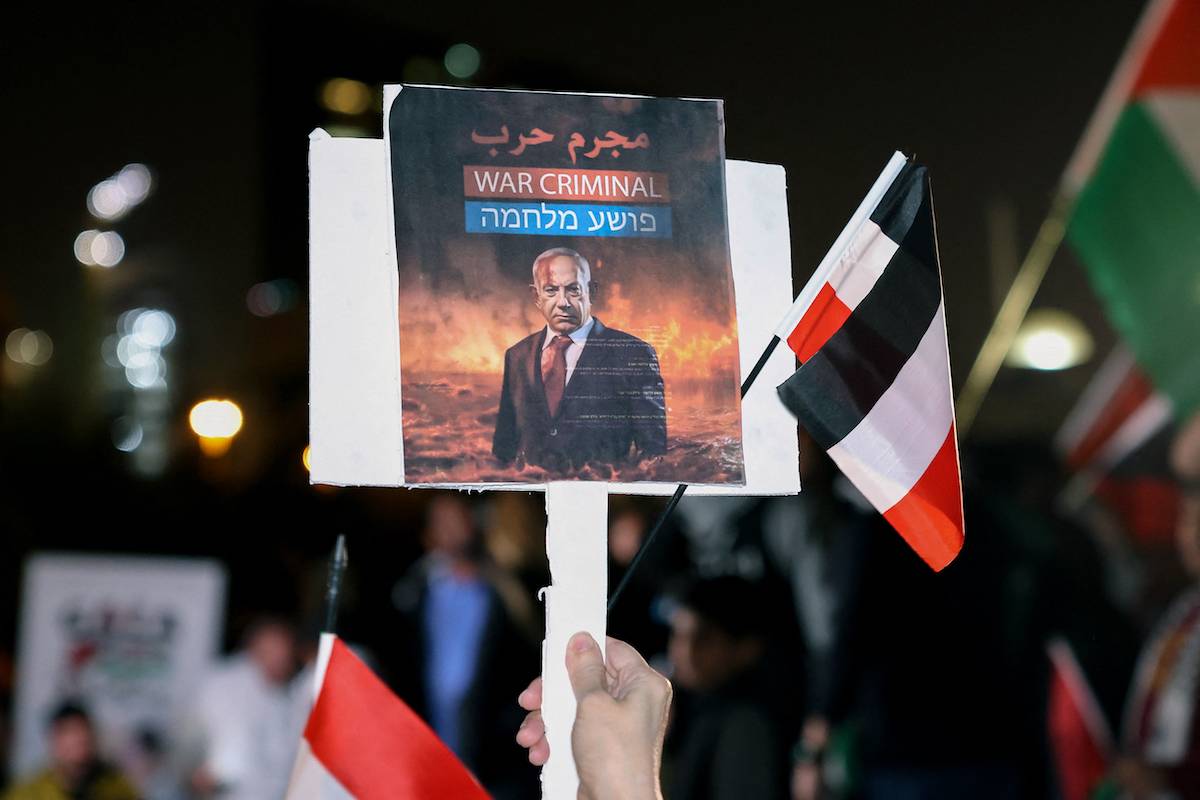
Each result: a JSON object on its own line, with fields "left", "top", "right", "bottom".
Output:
{"left": 541, "top": 316, "right": 594, "bottom": 385}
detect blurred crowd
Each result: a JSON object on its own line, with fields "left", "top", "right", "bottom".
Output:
{"left": 3, "top": 419, "right": 1200, "bottom": 800}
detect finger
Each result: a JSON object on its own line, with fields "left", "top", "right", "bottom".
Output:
{"left": 518, "top": 677, "right": 543, "bottom": 711}
{"left": 604, "top": 636, "right": 650, "bottom": 673}
{"left": 528, "top": 735, "right": 550, "bottom": 766}
{"left": 516, "top": 710, "right": 544, "bottom": 747}
{"left": 565, "top": 632, "right": 606, "bottom": 700}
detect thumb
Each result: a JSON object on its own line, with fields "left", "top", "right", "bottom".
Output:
{"left": 565, "top": 632, "right": 606, "bottom": 700}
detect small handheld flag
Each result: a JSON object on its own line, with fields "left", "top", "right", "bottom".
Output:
{"left": 775, "top": 152, "right": 965, "bottom": 571}
{"left": 285, "top": 634, "right": 491, "bottom": 800}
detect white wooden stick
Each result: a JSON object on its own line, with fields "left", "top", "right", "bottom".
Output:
{"left": 541, "top": 482, "right": 608, "bottom": 799}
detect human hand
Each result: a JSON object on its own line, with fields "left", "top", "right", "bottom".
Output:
{"left": 517, "top": 632, "right": 672, "bottom": 800}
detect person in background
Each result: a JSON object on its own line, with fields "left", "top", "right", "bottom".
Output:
{"left": 182, "top": 616, "right": 301, "bottom": 800}
{"left": 3, "top": 702, "right": 137, "bottom": 800}
{"left": 663, "top": 575, "right": 789, "bottom": 800}
{"left": 385, "top": 492, "right": 539, "bottom": 800}
{"left": 1110, "top": 411, "right": 1200, "bottom": 799}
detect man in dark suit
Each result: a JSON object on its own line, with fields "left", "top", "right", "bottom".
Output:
{"left": 492, "top": 247, "right": 667, "bottom": 471}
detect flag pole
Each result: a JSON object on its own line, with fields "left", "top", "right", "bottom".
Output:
{"left": 609, "top": 152, "right": 910, "bottom": 612}
{"left": 954, "top": 194, "right": 1073, "bottom": 437}
{"left": 955, "top": 0, "right": 1174, "bottom": 437}
{"left": 323, "top": 533, "right": 349, "bottom": 634}
{"left": 607, "top": 337, "right": 779, "bottom": 613}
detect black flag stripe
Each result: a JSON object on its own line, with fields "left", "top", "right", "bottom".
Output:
{"left": 777, "top": 167, "right": 939, "bottom": 449}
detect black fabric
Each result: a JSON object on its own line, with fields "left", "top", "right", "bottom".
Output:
{"left": 492, "top": 317, "right": 667, "bottom": 471}
{"left": 777, "top": 165, "right": 940, "bottom": 449}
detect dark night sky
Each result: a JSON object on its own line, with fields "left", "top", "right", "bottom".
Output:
{"left": 1, "top": 0, "right": 1146, "bottom": 458}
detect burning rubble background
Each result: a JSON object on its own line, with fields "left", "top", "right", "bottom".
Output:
{"left": 396, "top": 237, "right": 746, "bottom": 485}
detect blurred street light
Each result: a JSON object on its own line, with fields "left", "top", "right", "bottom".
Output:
{"left": 303, "top": 444, "right": 312, "bottom": 472}
{"left": 189, "top": 399, "right": 243, "bottom": 456}
{"left": 1007, "top": 309, "right": 1094, "bottom": 371}
{"left": 320, "top": 78, "right": 372, "bottom": 115}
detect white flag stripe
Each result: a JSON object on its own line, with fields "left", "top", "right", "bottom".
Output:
{"left": 828, "top": 219, "right": 898, "bottom": 310}
{"left": 1094, "top": 392, "right": 1174, "bottom": 470}
{"left": 1146, "top": 92, "right": 1200, "bottom": 189}
{"left": 827, "top": 302, "right": 954, "bottom": 511}
{"left": 775, "top": 152, "right": 908, "bottom": 338}
{"left": 285, "top": 739, "right": 356, "bottom": 800}
{"left": 1054, "top": 345, "right": 1138, "bottom": 457}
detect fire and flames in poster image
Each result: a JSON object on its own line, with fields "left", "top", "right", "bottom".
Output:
{"left": 389, "top": 88, "right": 744, "bottom": 484}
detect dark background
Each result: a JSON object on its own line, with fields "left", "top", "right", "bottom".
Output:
{"left": 0, "top": 0, "right": 1141, "bottom": 644}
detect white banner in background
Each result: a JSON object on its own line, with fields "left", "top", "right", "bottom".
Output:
{"left": 11, "top": 554, "right": 227, "bottom": 780}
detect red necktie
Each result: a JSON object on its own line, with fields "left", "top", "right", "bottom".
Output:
{"left": 541, "top": 334, "right": 572, "bottom": 417}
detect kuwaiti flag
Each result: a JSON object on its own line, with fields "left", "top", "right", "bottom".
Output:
{"left": 776, "top": 152, "right": 963, "bottom": 571}
{"left": 1065, "top": 0, "right": 1200, "bottom": 418}
{"left": 286, "top": 634, "right": 490, "bottom": 800}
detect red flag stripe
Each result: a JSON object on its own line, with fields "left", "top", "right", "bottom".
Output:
{"left": 1065, "top": 368, "right": 1155, "bottom": 469}
{"left": 304, "top": 639, "right": 490, "bottom": 800}
{"left": 881, "top": 425, "right": 965, "bottom": 572}
{"left": 1131, "top": 0, "right": 1200, "bottom": 97}
{"left": 777, "top": 218, "right": 896, "bottom": 345}
{"left": 786, "top": 284, "right": 852, "bottom": 363}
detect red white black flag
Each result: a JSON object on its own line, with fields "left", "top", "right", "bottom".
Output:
{"left": 775, "top": 153, "right": 964, "bottom": 571}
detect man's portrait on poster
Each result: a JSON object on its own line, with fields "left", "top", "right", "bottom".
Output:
{"left": 388, "top": 86, "right": 744, "bottom": 485}
{"left": 492, "top": 247, "right": 667, "bottom": 472}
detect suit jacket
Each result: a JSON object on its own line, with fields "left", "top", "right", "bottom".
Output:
{"left": 492, "top": 317, "right": 666, "bottom": 470}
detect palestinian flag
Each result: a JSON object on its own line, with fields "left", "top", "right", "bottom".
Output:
{"left": 1056, "top": 346, "right": 1180, "bottom": 543}
{"left": 1066, "top": 0, "right": 1200, "bottom": 417}
{"left": 286, "top": 634, "right": 490, "bottom": 800}
{"left": 776, "top": 153, "right": 963, "bottom": 571}
{"left": 1047, "top": 638, "right": 1115, "bottom": 800}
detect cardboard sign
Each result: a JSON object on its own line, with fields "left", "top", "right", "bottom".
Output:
{"left": 309, "top": 103, "right": 798, "bottom": 495}
{"left": 11, "top": 555, "right": 226, "bottom": 779}
{"left": 385, "top": 87, "right": 744, "bottom": 486}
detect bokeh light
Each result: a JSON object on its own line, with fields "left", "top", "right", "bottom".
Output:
{"left": 1008, "top": 309, "right": 1094, "bottom": 371}
{"left": 125, "top": 351, "right": 166, "bottom": 389}
{"left": 91, "top": 231, "right": 126, "bottom": 268}
{"left": 87, "top": 179, "right": 129, "bottom": 220}
{"left": 302, "top": 445, "right": 312, "bottom": 472}
{"left": 116, "top": 163, "right": 153, "bottom": 204}
{"left": 444, "top": 43, "right": 481, "bottom": 79}
{"left": 320, "top": 78, "right": 372, "bottom": 115}
{"left": 74, "top": 230, "right": 99, "bottom": 266}
{"left": 85, "top": 164, "right": 153, "bottom": 222}
{"left": 246, "top": 279, "right": 299, "bottom": 317}
{"left": 112, "top": 417, "right": 144, "bottom": 452}
{"left": 189, "top": 399, "right": 244, "bottom": 439}
{"left": 5, "top": 329, "right": 53, "bottom": 366}
{"left": 131, "top": 309, "right": 176, "bottom": 348}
